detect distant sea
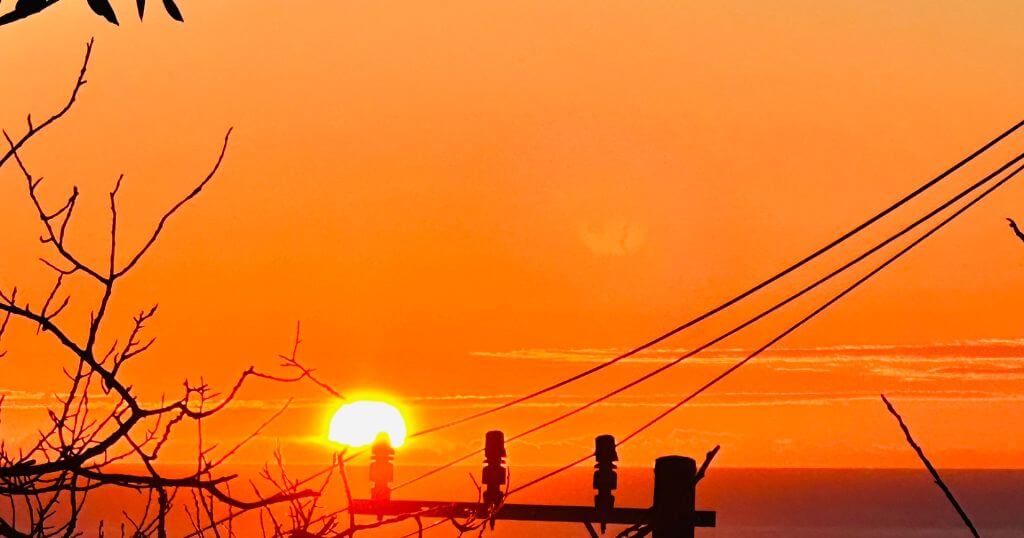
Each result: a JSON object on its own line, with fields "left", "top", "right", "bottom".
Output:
{"left": 11, "top": 467, "right": 1022, "bottom": 536}
{"left": 475, "top": 467, "right": 1024, "bottom": 538}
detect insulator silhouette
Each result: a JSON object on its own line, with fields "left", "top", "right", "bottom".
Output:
{"left": 369, "top": 432, "right": 395, "bottom": 505}
{"left": 593, "top": 434, "right": 618, "bottom": 532}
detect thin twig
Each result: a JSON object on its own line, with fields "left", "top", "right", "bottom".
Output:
{"left": 694, "top": 444, "right": 720, "bottom": 484}
{"left": 1006, "top": 218, "right": 1024, "bottom": 244}
{"left": 880, "top": 395, "right": 979, "bottom": 538}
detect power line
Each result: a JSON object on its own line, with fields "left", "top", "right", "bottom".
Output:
{"left": 407, "top": 119, "right": 1024, "bottom": 441}
{"left": 394, "top": 147, "right": 1024, "bottom": 492}
{"left": 311, "top": 141, "right": 1024, "bottom": 534}
{"left": 508, "top": 157, "right": 1024, "bottom": 496}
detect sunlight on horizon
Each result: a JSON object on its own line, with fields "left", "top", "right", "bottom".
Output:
{"left": 328, "top": 400, "right": 408, "bottom": 448}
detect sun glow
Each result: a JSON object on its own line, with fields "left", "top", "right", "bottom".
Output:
{"left": 328, "top": 400, "right": 408, "bottom": 448}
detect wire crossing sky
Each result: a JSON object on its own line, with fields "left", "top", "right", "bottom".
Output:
{"left": 2, "top": 1, "right": 1024, "bottom": 475}
{"left": 393, "top": 144, "right": 1024, "bottom": 492}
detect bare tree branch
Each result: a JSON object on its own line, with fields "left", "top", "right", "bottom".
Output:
{"left": 694, "top": 444, "right": 720, "bottom": 484}
{"left": 0, "top": 40, "right": 91, "bottom": 166}
{"left": 0, "top": 42, "right": 392, "bottom": 537}
{"left": 0, "top": 37, "right": 438, "bottom": 538}
{"left": 1007, "top": 217, "right": 1024, "bottom": 244}
{"left": 114, "top": 128, "right": 233, "bottom": 278}
{"left": 880, "top": 395, "right": 979, "bottom": 538}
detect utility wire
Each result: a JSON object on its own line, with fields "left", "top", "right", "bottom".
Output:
{"left": 394, "top": 148, "right": 1024, "bottom": 492}
{"left": 338, "top": 125, "right": 1023, "bottom": 536}
{"left": 389, "top": 155, "right": 1023, "bottom": 530}
{"left": 508, "top": 158, "right": 1024, "bottom": 496}
{"left": 407, "top": 119, "right": 1024, "bottom": 441}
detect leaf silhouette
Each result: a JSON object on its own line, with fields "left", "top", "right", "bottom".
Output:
{"left": 15, "top": 0, "right": 45, "bottom": 10}
{"left": 162, "top": 0, "right": 183, "bottom": 21}
{"left": 137, "top": 0, "right": 145, "bottom": 19}
{"left": 86, "top": 0, "right": 118, "bottom": 25}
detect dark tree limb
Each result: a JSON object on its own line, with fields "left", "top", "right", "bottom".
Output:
{"left": 0, "top": 35, "right": 429, "bottom": 538}
{"left": 0, "top": 517, "right": 32, "bottom": 538}
{"left": 694, "top": 444, "right": 720, "bottom": 484}
{"left": 0, "top": 41, "right": 394, "bottom": 538}
{"left": 0, "top": 39, "right": 91, "bottom": 168}
{"left": 1007, "top": 218, "right": 1024, "bottom": 244}
{"left": 880, "top": 395, "right": 979, "bottom": 538}
{"left": 114, "top": 128, "right": 232, "bottom": 278}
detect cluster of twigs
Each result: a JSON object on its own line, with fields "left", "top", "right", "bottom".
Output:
{"left": 0, "top": 40, "right": 427, "bottom": 537}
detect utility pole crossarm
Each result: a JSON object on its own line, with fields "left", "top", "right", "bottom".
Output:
{"left": 348, "top": 499, "right": 716, "bottom": 527}
{"left": 354, "top": 432, "right": 718, "bottom": 536}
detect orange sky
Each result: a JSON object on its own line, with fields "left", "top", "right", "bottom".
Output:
{"left": 1, "top": 1, "right": 1024, "bottom": 476}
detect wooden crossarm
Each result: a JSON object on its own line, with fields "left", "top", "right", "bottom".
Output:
{"left": 349, "top": 499, "right": 716, "bottom": 527}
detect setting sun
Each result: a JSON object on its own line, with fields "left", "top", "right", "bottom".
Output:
{"left": 328, "top": 400, "right": 408, "bottom": 448}
{"left": 5, "top": 3, "right": 1024, "bottom": 536}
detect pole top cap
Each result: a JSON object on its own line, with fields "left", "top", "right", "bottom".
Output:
{"left": 654, "top": 455, "right": 696, "bottom": 476}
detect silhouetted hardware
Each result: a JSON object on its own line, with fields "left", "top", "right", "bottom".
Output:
{"left": 350, "top": 431, "right": 716, "bottom": 537}
{"left": 369, "top": 433, "right": 395, "bottom": 508}
{"left": 593, "top": 434, "right": 618, "bottom": 532}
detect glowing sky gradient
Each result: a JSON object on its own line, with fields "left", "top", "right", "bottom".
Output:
{"left": 1, "top": 1, "right": 1023, "bottom": 471}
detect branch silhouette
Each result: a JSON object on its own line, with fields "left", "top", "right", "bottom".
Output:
{"left": 0, "top": 41, "right": 422, "bottom": 537}
{"left": 1007, "top": 217, "right": 1024, "bottom": 244}
{"left": 694, "top": 444, "right": 720, "bottom": 484}
{"left": 880, "top": 395, "right": 979, "bottom": 538}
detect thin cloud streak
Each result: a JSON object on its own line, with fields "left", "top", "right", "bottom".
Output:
{"left": 472, "top": 339, "right": 1024, "bottom": 361}
{"left": 470, "top": 340, "right": 1024, "bottom": 380}
{"left": 399, "top": 390, "right": 1024, "bottom": 409}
